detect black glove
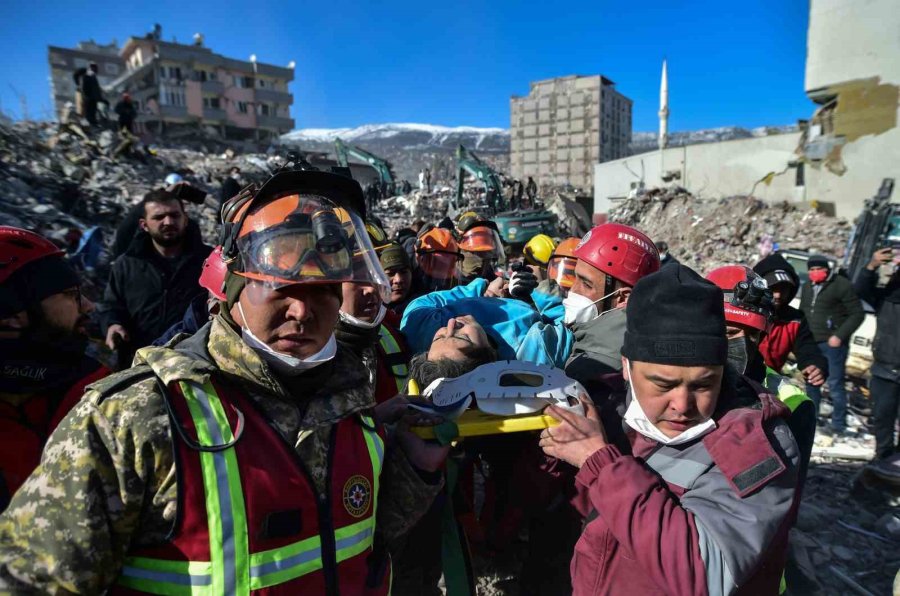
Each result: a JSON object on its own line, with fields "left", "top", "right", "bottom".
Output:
{"left": 509, "top": 270, "right": 538, "bottom": 299}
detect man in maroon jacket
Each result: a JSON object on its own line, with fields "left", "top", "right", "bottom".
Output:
{"left": 541, "top": 264, "right": 800, "bottom": 596}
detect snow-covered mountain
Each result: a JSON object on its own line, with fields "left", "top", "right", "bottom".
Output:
{"left": 280, "top": 123, "right": 510, "bottom": 183}
{"left": 629, "top": 125, "right": 799, "bottom": 154}
{"left": 282, "top": 123, "right": 509, "bottom": 152}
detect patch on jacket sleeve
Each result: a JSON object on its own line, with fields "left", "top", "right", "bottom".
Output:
{"left": 732, "top": 457, "right": 783, "bottom": 494}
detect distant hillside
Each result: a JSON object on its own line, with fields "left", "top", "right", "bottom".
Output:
{"left": 280, "top": 123, "right": 510, "bottom": 182}
{"left": 629, "top": 125, "right": 799, "bottom": 155}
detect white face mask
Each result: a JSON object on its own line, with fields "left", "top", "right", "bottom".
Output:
{"left": 563, "top": 289, "right": 619, "bottom": 326}
{"left": 622, "top": 359, "right": 717, "bottom": 446}
{"left": 238, "top": 302, "right": 337, "bottom": 375}
{"left": 339, "top": 303, "right": 387, "bottom": 329}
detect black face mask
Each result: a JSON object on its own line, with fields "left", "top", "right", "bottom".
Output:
{"left": 727, "top": 336, "right": 750, "bottom": 374}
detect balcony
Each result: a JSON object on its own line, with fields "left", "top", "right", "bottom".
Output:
{"left": 255, "top": 88, "right": 293, "bottom": 105}
{"left": 257, "top": 114, "right": 295, "bottom": 131}
{"left": 200, "top": 80, "right": 224, "bottom": 94}
{"left": 159, "top": 105, "right": 188, "bottom": 119}
{"left": 203, "top": 107, "right": 227, "bottom": 121}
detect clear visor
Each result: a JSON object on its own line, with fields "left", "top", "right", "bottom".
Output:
{"left": 418, "top": 251, "right": 460, "bottom": 281}
{"left": 459, "top": 227, "right": 504, "bottom": 260}
{"left": 236, "top": 193, "right": 390, "bottom": 301}
{"left": 547, "top": 256, "right": 577, "bottom": 289}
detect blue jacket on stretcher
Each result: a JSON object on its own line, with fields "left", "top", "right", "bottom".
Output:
{"left": 399, "top": 279, "right": 572, "bottom": 367}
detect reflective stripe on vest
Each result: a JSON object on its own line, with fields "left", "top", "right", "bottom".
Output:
{"left": 117, "top": 382, "right": 386, "bottom": 595}
{"left": 378, "top": 324, "right": 408, "bottom": 393}
{"left": 764, "top": 368, "right": 812, "bottom": 413}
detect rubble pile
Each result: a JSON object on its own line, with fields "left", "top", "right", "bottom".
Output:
{"left": 372, "top": 188, "right": 453, "bottom": 234}
{"left": 0, "top": 119, "right": 277, "bottom": 280}
{"left": 609, "top": 187, "right": 852, "bottom": 273}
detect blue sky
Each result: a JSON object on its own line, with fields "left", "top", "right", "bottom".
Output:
{"left": 0, "top": 0, "right": 811, "bottom": 132}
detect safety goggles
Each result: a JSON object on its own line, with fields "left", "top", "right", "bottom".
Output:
{"left": 547, "top": 256, "right": 577, "bottom": 289}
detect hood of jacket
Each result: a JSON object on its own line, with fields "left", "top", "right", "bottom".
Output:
{"left": 753, "top": 253, "right": 800, "bottom": 303}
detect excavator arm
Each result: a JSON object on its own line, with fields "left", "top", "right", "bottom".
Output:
{"left": 334, "top": 137, "right": 396, "bottom": 193}
{"left": 455, "top": 144, "right": 504, "bottom": 213}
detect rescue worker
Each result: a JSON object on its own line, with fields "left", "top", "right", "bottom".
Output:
{"left": 542, "top": 264, "right": 801, "bottom": 595}
{"left": 0, "top": 227, "right": 109, "bottom": 511}
{"left": 655, "top": 240, "right": 679, "bottom": 267}
{"left": 545, "top": 237, "right": 580, "bottom": 297}
{"left": 706, "top": 265, "right": 816, "bottom": 483}
{"left": 457, "top": 216, "right": 505, "bottom": 285}
{"left": 562, "top": 223, "right": 661, "bottom": 430}
{"left": 0, "top": 169, "right": 447, "bottom": 593}
{"left": 380, "top": 242, "right": 416, "bottom": 316}
{"left": 336, "top": 221, "right": 411, "bottom": 404}
{"left": 415, "top": 226, "right": 461, "bottom": 293}
{"left": 753, "top": 253, "right": 827, "bottom": 387}
{"left": 522, "top": 233, "right": 556, "bottom": 280}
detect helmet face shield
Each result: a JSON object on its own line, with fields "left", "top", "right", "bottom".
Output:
{"left": 547, "top": 256, "right": 577, "bottom": 290}
{"left": 236, "top": 193, "right": 390, "bottom": 301}
{"left": 459, "top": 226, "right": 504, "bottom": 261}
{"left": 418, "top": 251, "right": 460, "bottom": 281}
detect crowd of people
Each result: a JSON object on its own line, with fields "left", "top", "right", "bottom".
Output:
{"left": 0, "top": 162, "right": 897, "bottom": 595}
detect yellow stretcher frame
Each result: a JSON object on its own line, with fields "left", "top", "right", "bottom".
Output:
{"left": 410, "top": 409, "right": 560, "bottom": 440}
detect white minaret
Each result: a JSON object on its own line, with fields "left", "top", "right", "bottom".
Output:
{"left": 658, "top": 59, "right": 669, "bottom": 150}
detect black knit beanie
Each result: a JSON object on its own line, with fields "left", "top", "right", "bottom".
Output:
{"left": 0, "top": 255, "right": 80, "bottom": 318}
{"left": 622, "top": 264, "right": 727, "bottom": 366}
{"left": 807, "top": 255, "right": 830, "bottom": 269}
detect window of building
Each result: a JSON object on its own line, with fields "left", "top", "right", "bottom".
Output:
{"left": 258, "top": 79, "right": 266, "bottom": 88}
{"left": 203, "top": 96, "right": 221, "bottom": 109}
{"left": 74, "top": 57, "right": 89, "bottom": 69}
{"left": 234, "top": 76, "right": 255, "bottom": 89}
{"left": 258, "top": 103, "right": 270, "bottom": 116}
{"left": 105, "top": 63, "right": 119, "bottom": 76}
{"left": 50, "top": 52, "right": 67, "bottom": 67}
{"left": 237, "top": 101, "right": 249, "bottom": 113}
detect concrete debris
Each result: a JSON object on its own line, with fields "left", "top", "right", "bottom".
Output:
{"left": 608, "top": 186, "right": 852, "bottom": 272}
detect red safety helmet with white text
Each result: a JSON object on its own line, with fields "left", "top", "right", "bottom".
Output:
{"left": 573, "top": 223, "right": 660, "bottom": 288}
{"left": 706, "top": 265, "right": 774, "bottom": 334}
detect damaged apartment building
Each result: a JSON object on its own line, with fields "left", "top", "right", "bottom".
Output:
{"left": 592, "top": 0, "right": 899, "bottom": 220}
{"left": 510, "top": 75, "right": 632, "bottom": 192}
{"left": 47, "top": 25, "right": 294, "bottom": 141}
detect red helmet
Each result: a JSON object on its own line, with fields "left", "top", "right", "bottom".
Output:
{"left": 0, "top": 226, "right": 64, "bottom": 285}
{"left": 706, "top": 265, "right": 773, "bottom": 333}
{"left": 573, "top": 223, "right": 660, "bottom": 288}
{"left": 199, "top": 245, "right": 228, "bottom": 300}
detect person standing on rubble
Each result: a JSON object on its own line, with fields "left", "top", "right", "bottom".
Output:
{"left": 0, "top": 227, "right": 109, "bottom": 512}
{"left": 101, "top": 188, "right": 212, "bottom": 367}
{"left": 542, "top": 264, "right": 801, "bottom": 595}
{"left": 113, "top": 92, "right": 137, "bottom": 134}
{"left": 0, "top": 169, "right": 448, "bottom": 594}
{"left": 854, "top": 247, "right": 900, "bottom": 460}
{"left": 798, "top": 255, "right": 865, "bottom": 433}
{"left": 525, "top": 176, "right": 538, "bottom": 202}
{"left": 752, "top": 253, "right": 828, "bottom": 386}
{"left": 655, "top": 240, "right": 679, "bottom": 267}
{"left": 220, "top": 166, "right": 242, "bottom": 206}
{"left": 78, "top": 62, "right": 104, "bottom": 127}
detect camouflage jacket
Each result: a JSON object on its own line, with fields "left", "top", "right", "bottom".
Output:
{"left": 0, "top": 316, "right": 441, "bottom": 595}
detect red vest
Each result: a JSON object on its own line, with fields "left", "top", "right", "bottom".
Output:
{"left": 0, "top": 365, "right": 108, "bottom": 510}
{"left": 113, "top": 377, "right": 389, "bottom": 596}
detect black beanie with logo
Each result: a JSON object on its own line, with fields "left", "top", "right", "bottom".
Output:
{"left": 622, "top": 263, "right": 728, "bottom": 366}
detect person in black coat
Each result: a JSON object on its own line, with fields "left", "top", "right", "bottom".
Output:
{"left": 114, "top": 93, "right": 137, "bottom": 133}
{"left": 854, "top": 247, "right": 900, "bottom": 459}
{"left": 78, "top": 63, "right": 104, "bottom": 126}
{"left": 798, "top": 255, "right": 865, "bottom": 432}
{"left": 100, "top": 189, "right": 212, "bottom": 368}
{"left": 220, "top": 167, "right": 242, "bottom": 207}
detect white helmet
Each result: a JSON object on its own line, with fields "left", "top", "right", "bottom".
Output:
{"left": 165, "top": 173, "right": 183, "bottom": 186}
{"left": 422, "top": 360, "right": 587, "bottom": 418}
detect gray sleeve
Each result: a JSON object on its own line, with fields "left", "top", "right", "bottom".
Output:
{"left": 680, "top": 421, "right": 799, "bottom": 596}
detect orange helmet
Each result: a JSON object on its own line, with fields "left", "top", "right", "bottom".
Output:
{"left": 224, "top": 170, "right": 388, "bottom": 300}
{"left": 459, "top": 225, "right": 504, "bottom": 260}
{"left": 416, "top": 227, "right": 460, "bottom": 281}
{"left": 546, "top": 237, "right": 580, "bottom": 290}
